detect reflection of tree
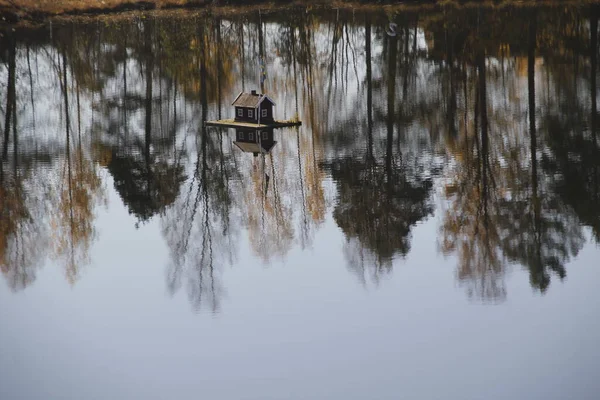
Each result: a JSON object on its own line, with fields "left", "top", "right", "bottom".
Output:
{"left": 107, "top": 150, "right": 183, "bottom": 223}
{"left": 327, "top": 157, "right": 433, "bottom": 279}
{"left": 542, "top": 9, "right": 600, "bottom": 242}
{"left": 0, "top": 174, "right": 45, "bottom": 291}
{"left": 100, "top": 19, "right": 185, "bottom": 224}
{"left": 245, "top": 153, "right": 294, "bottom": 262}
{"left": 51, "top": 145, "right": 103, "bottom": 284}
{"left": 3, "top": 5, "right": 599, "bottom": 299}
{"left": 497, "top": 15, "right": 584, "bottom": 292}
{"left": 2, "top": 34, "right": 16, "bottom": 160}
{"left": 274, "top": 17, "right": 327, "bottom": 251}
{"left": 160, "top": 27, "right": 239, "bottom": 312}
{"left": 441, "top": 15, "right": 586, "bottom": 299}
{"left": 441, "top": 51, "right": 506, "bottom": 302}
{"left": 50, "top": 50, "right": 105, "bottom": 285}
{"left": 0, "top": 34, "right": 47, "bottom": 291}
{"left": 323, "top": 27, "right": 433, "bottom": 284}
{"left": 162, "top": 131, "right": 236, "bottom": 312}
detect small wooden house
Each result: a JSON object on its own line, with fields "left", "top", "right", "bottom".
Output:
{"left": 233, "top": 129, "right": 277, "bottom": 156}
{"left": 232, "top": 90, "right": 275, "bottom": 124}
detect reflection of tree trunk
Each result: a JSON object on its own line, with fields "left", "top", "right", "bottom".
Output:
{"left": 326, "top": 16, "right": 341, "bottom": 106}
{"left": 447, "top": 30, "right": 457, "bottom": 137}
{"left": 303, "top": 21, "right": 317, "bottom": 134}
{"left": 529, "top": 15, "right": 538, "bottom": 214}
{"left": 200, "top": 26, "right": 217, "bottom": 311}
{"left": 591, "top": 8, "right": 598, "bottom": 201}
{"left": 12, "top": 75, "right": 17, "bottom": 176}
{"left": 145, "top": 21, "right": 153, "bottom": 197}
{"left": 27, "top": 44, "right": 35, "bottom": 134}
{"left": 200, "top": 28, "right": 208, "bottom": 208}
{"left": 123, "top": 36, "right": 127, "bottom": 95}
{"left": 402, "top": 25, "right": 409, "bottom": 101}
{"left": 3, "top": 36, "right": 15, "bottom": 160}
{"left": 290, "top": 24, "right": 299, "bottom": 118}
{"left": 413, "top": 16, "right": 418, "bottom": 54}
{"left": 257, "top": 14, "right": 265, "bottom": 92}
{"left": 300, "top": 18, "right": 316, "bottom": 121}
{"left": 297, "top": 128, "right": 308, "bottom": 246}
{"left": 528, "top": 14, "right": 543, "bottom": 272}
{"left": 62, "top": 50, "right": 71, "bottom": 151}
{"left": 62, "top": 49, "right": 75, "bottom": 270}
{"left": 592, "top": 13, "right": 597, "bottom": 141}
{"left": 240, "top": 21, "right": 245, "bottom": 91}
{"left": 289, "top": 24, "right": 308, "bottom": 245}
{"left": 477, "top": 51, "right": 489, "bottom": 222}
{"left": 365, "top": 16, "right": 373, "bottom": 164}
{"left": 386, "top": 33, "right": 398, "bottom": 182}
{"left": 216, "top": 19, "right": 222, "bottom": 120}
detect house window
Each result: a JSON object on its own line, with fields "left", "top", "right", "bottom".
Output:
{"left": 249, "top": 132, "right": 254, "bottom": 141}
{"left": 237, "top": 108, "right": 243, "bottom": 117}
{"left": 262, "top": 131, "right": 268, "bottom": 140}
{"left": 248, "top": 109, "right": 253, "bottom": 118}
{"left": 238, "top": 131, "right": 244, "bottom": 140}
{"left": 262, "top": 109, "right": 267, "bottom": 118}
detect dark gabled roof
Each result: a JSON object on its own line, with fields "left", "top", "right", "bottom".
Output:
{"left": 233, "top": 141, "right": 277, "bottom": 154}
{"left": 231, "top": 92, "right": 276, "bottom": 108}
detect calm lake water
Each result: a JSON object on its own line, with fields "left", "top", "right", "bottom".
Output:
{"left": 1, "top": 4, "right": 600, "bottom": 399}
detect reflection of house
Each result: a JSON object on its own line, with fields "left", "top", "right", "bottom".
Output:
{"left": 232, "top": 90, "right": 275, "bottom": 123}
{"left": 234, "top": 129, "right": 277, "bottom": 156}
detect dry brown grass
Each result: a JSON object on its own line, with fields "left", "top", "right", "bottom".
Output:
{"left": 0, "top": 0, "right": 205, "bottom": 17}
{"left": 1, "top": 0, "right": 599, "bottom": 23}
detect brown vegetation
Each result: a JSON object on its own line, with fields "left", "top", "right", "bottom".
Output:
{"left": 0, "top": 0, "right": 204, "bottom": 22}
{"left": 2, "top": 0, "right": 599, "bottom": 25}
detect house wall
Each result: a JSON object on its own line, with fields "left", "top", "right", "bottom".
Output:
{"left": 236, "top": 129, "right": 274, "bottom": 145}
{"left": 234, "top": 106, "right": 257, "bottom": 122}
{"left": 233, "top": 103, "right": 274, "bottom": 123}
{"left": 259, "top": 104, "right": 274, "bottom": 122}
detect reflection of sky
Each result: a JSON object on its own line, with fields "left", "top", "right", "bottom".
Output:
{"left": 1, "top": 175, "right": 599, "bottom": 399}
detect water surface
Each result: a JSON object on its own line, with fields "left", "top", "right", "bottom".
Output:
{"left": 1, "top": 5, "right": 599, "bottom": 399}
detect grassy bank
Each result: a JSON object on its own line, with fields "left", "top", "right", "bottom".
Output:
{"left": 1, "top": 0, "right": 599, "bottom": 24}
{"left": 0, "top": 0, "right": 214, "bottom": 23}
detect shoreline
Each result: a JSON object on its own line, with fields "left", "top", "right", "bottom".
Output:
{"left": 1, "top": 0, "right": 599, "bottom": 25}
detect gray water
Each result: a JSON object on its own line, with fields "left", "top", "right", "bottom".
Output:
{"left": 1, "top": 5, "right": 599, "bottom": 399}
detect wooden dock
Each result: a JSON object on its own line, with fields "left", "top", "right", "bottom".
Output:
{"left": 205, "top": 119, "right": 302, "bottom": 129}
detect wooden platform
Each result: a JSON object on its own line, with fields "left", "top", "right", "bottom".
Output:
{"left": 205, "top": 119, "right": 302, "bottom": 129}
